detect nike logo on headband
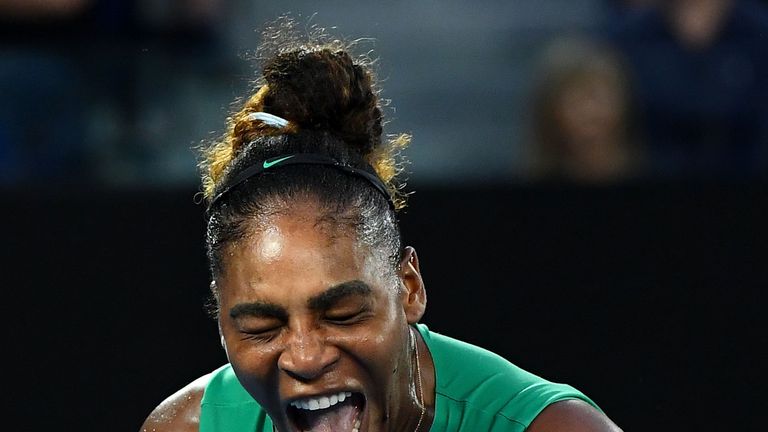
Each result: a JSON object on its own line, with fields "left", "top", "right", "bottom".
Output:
{"left": 263, "top": 155, "right": 295, "bottom": 169}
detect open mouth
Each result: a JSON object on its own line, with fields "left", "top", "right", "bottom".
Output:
{"left": 286, "top": 391, "right": 365, "bottom": 432}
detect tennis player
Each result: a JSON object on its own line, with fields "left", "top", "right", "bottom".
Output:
{"left": 140, "top": 19, "right": 623, "bottom": 432}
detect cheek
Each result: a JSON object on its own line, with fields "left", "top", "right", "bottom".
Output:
{"left": 221, "top": 325, "right": 283, "bottom": 400}
{"left": 358, "top": 303, "right": 409, "bottom": 375}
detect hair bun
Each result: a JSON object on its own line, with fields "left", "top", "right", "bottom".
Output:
{"left": 262, "top": 48, "right": 382, "bottom": 154}
{"left": 200, "top": 21, "right": 410, "bottom": 209}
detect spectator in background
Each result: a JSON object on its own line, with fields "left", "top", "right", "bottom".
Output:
{"left": 0, "top": 0, "right": 229, "bottom": 186}
{"left": 527, "top": 36, "right": 642, "bottom": 184}
{"left": 0, "top": 0, "right": 94, "bottom": 184}
{"left": 604, "top": 0, "right": 768, "bottom": 179}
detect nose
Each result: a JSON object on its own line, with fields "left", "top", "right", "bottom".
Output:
{"left": 278, "top": 327, "right": 340, "bottom": 381}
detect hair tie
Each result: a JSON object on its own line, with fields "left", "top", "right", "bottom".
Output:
{"left": 246, "top": 112, "right": 290, "bottom": 129}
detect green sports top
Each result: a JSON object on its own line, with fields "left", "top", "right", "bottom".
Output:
{"left": 200, "top": 323, "right": 600, "bottom": 431}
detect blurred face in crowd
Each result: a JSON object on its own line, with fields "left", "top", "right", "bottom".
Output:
{"left": 664, "top": 0, "right": 733, "bottom": 49}
{"left": 215, "top": 199, "right": 425, "bottom": 432}
{"left": 555, "top": 71, "right": 626, "bottom": 149}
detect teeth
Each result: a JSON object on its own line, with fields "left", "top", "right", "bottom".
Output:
{"left": 318, "top": 396, "right": 330, "bottom": 409}
{"left": 308, "top": 399, "right": 320, "bottom": 410}
{"left": 290, "top": 391, "right": 354, "bottom": 411}
{"left": 351, "top": 412, "right": 362, "bottom": 432}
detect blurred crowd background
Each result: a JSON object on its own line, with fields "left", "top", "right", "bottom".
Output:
{"left": 2, "top": 0, "right": 766, "bottom": 189}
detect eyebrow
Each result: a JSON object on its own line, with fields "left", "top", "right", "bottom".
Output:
{"left": 307, "top": 280, "right": 373, "bottom": 311}
{"left": 229, "top": 302, "right": 288, "bottom": 321}
{"left": 227, "top": 280, "right": 373, "bottom": 320}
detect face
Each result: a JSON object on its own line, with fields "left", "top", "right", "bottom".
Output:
{"left": 555, "top": 73, "right": 625, "bottom": 148}
{"left": 216, "top": 201, "right": 425, "bottom": 432}
{"left": 666, "top": 0, "right": 731, "bottom": 49}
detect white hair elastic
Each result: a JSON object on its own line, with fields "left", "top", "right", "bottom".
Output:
{"left": 246, "top": 112, "right": 289, "bottom": 129}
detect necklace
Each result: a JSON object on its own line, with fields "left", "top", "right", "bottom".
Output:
{"left": 411, "top": 326, "right": 426, "bottom": 432}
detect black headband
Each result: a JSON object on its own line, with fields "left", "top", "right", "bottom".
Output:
{"left": 208, "top": 153, "right": 394, "bottom": 213}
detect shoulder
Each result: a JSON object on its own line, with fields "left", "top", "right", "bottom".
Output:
{"left": 139, "top": 373, "right": 212, "bottom": 432}
{"left": 527, "top": 399, "right": 624, "bottom": 432}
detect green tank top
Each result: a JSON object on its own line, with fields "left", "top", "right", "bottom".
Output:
{"left": 200, "top": 323, "right": 599, "bottom": 431}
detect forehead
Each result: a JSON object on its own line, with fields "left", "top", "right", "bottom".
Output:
{"left": 217, "top": 202, "right": 389, "bottom": 303}
{"left": 247, "top": 197, "right": 359, "bottom": 239}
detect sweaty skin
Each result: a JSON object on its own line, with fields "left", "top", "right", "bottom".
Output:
{"left": 257, "top": 225, "right": 284, "bottom": 262}
{"left": 140, "top": 199, "right": 621, "bottom": 432}
{"left": 215, "top": 201, "right": 430, "bottom": 432}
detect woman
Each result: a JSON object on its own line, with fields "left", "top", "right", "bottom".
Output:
{"left": 140, "top": 21, "right": 623, "bottom": 432}
{"left": 528, "top": 36, "right": 642, "bottom": 183}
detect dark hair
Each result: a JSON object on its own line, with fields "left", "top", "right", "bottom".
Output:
{"left": 198, "top": 18, "right": 411, "bottom": 313}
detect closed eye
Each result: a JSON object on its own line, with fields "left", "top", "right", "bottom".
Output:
{"left": 324, "top": 308, "right": 371, "bottom": 325}
{"left": 241, "top": 326, "right": 282, "bottom": 342}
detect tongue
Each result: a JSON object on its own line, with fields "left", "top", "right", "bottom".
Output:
{"left": 303, "top": 403, "right": 359, "bottom": 432}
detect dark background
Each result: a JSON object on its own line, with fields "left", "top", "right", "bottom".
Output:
{"left": 5, "top": 180, "right": 767, "bottom": 431}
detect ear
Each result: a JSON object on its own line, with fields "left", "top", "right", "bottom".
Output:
{"left": 218, "top": 325, "right": 231, "bottom": 361}
{"left": 214, "top": 283, "right": 230, "bottom": 359}
{"left": 399, "top": 246, "right": 426, "bottom": 324}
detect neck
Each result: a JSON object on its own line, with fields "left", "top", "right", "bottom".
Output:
{"left": 409, "top": 325, "right": 435, "bottom": 431}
